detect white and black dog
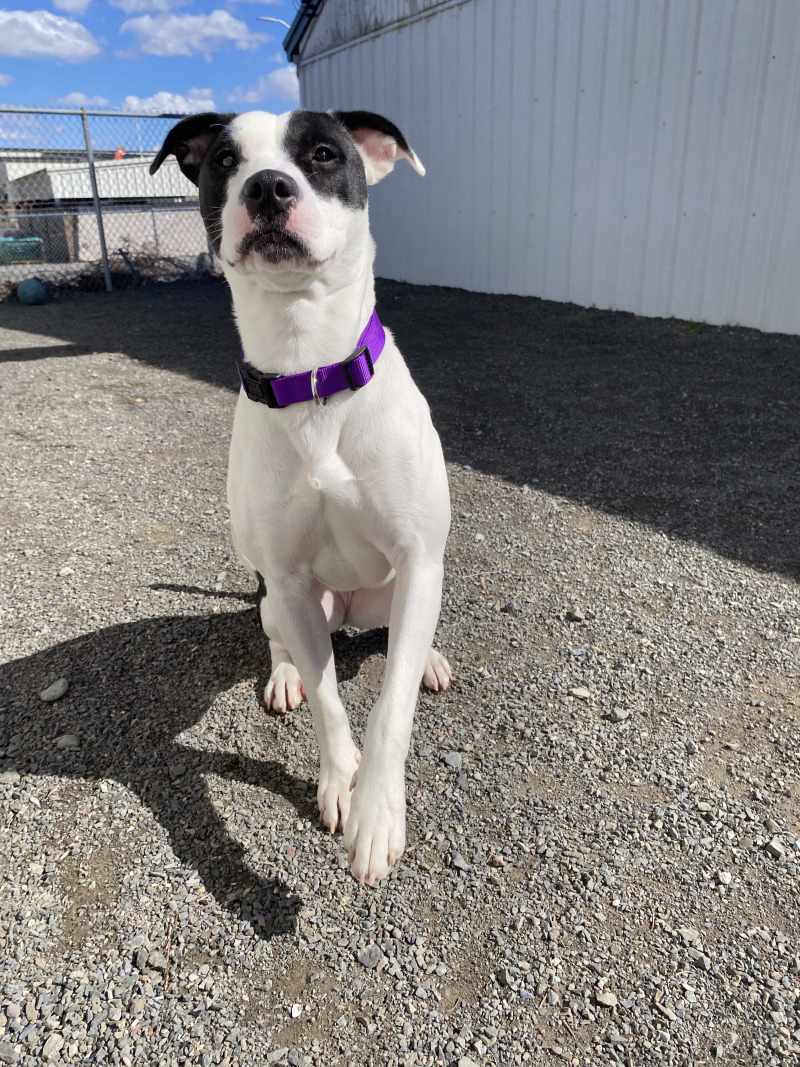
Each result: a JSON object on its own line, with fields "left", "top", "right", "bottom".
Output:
{"left": 151, "top": 109, "right": 452, "bottom": 884}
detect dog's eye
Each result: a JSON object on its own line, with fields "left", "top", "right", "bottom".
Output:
{"left": 313, "top": 145, "right": 335, "bottom": 163}
{"left": 216, "top": 152, "right": 237, "bottom": 169}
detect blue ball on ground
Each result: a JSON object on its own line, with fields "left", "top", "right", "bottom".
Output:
{"left": 18, "top": 278, "right": 47, "bottom": 305}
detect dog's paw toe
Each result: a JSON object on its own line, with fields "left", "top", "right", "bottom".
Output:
{"left": 264, "top": 663, "right": 305, "bottom": 713}
{"left": 422, "top": 648, "right": 453, "bottom": 692}
{"left": 318, "top": 747, "right": 360, "bottom": 834}
{"left": 344, "top": 772, "right": 406, "bottom": 885}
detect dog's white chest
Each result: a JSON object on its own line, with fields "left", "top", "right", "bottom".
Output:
{"left": 303, "top": 450, "right": 357, "bottom": 501}
{"left": 228, "top": 398, "right": 395, "bottom": 590}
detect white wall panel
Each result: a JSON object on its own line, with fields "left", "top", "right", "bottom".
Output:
{"left": 299, "top": 0, "right": 800, "bottom": 334}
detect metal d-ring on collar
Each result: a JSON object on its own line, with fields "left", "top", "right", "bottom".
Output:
{"left": 237, "top": 308, "right": 385, "bottom": 409}
{"left": 310, "top": 366, "right": 326, "bottom": 407}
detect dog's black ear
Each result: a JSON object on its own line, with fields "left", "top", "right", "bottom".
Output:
{"left": 150, "top": 112, "right": 235, "bottom": 185}
{"left": 331, "top": 110, "right": 425, "bottom": 184}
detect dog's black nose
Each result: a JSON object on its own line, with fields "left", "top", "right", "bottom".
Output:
{"left": 241, "top": 170, "right": 299, "bottom": 214}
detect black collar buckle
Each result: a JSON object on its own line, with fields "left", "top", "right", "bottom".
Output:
{"left": 341, "top": 345, "right": 374, "bottom": 391}
{"left": 238, "top": 363, "right": 283, "bottom": 408}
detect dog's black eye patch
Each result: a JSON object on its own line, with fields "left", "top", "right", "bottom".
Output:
{"left": 283, "top": 111, "right": 367, "bottom": 209}
{"left": 198, "top": 130, "right": 241, "bottom": 253}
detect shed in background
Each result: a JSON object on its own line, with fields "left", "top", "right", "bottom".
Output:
{"left": 291, "top": 0, "right": 800, "bottom": 335}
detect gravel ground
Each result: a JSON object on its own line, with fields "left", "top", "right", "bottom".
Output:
{"left": 0, "top": 277, "right": 798, "bottom": 1067}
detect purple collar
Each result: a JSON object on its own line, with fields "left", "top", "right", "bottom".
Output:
{"left": 238, "top": 308, "right": 385, "bottom": 409}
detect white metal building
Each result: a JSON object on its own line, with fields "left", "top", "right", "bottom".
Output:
{"left": 7, "top": 156, "right": 195, "bottom": 203}
{"left": 291, "top": 0, "right": 800, "bottom": 334}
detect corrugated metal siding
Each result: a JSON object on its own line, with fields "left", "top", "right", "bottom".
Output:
{"left": 299, "top": 0, "right": 800, "bottom": 334}
{"left": 301, "top": 0, "right": 455, "bottom": 59}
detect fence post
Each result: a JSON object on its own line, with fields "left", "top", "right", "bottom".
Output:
{"left": 80, "top": 108, "right": 112, "bottom": 292}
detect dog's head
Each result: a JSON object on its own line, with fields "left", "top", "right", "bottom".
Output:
{"left": 150, "top": 109, "right": 424, "bottom": 286}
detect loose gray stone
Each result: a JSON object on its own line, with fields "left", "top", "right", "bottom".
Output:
{"left": 678, "top": 927, "right": 702, "bottom": 943}
{"left": 765, "top": 836, "right": 785, "bottom": 859}
{"left": 42, "top": 1034, "right": 64, "bottom": 1061}
{"left": 266, "top": 1049, "right": 289, "bottom": 1064}
{"left": 444, "top": 752, "right": 462, "bottom": 771}
{"left": 357, "top": 945, "right": 382, "bottom": 970}
{"left": 451, "top": 850, "right": 469, "bottom": 871}
{"left": 607, "top": 708, "right": 630, "bottom": 723}
{"left": 0, "top": 1043, "right": 19, "bottom": 1065}
{"left": 0, "top": 770, "right": 20, "bottom": 785}
{"left": 569, "top": 686, "right": 591, "bottom": 700}
{"left": 54, "top": 734, "right": 80, "bottom": 750}
{"left": 147, "top": 951, "right": 168, "bottom": 971}
{"left": 40, "top": 678, "right": 69, "bottom": 702}
{"left": 502, "top": 601, "right": 522, "bottom": 615}
{"left": 595, "top": 990, "right": 618, "bottom": 1008}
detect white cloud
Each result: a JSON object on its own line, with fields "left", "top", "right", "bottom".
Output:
{"left": 110, "top": 0, "right": 184, "bottom": 13}
{"left": 0, "top": 74, "right": 14, "bottom": 85}
{"left": 120, "top": 10, "right": 268, "bottom": 59}
{"left": 53, "top": 0, "right": 92, "bottom": 14}
{"left": 0, "top": 112, "right": 40, "bottom": 139}
{"left": 0, "top": 9, "right": 100, "bottom": 61}
{"left": 225, "top": 64, "right": 299, "bottom": 105}
{"left": 121, "top": 87, "right": 216, "bottom": 114}
{"left": 58, "top": 91, "right": 110, "bottom": 106}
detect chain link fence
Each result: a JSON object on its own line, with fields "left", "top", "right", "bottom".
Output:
{"left": 0, "top": 106, "right": 213, "bottom": 298}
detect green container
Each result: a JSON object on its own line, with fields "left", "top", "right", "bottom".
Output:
{"left": 0, "top": 236, "right": 45, "bottom": 264}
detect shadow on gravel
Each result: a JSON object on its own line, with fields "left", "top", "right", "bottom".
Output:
{"left": 3, "top": 277, "right": 798, "bottom": 578}
{"left": 0, "top": 608, "right": 321, "bottom": 941}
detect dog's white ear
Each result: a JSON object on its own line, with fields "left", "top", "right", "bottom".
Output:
{"left": 332, "top": 110, "right": 425, "bottom": 184}
{"left": 150, "top": 112, "right": 235, "bottom": 186}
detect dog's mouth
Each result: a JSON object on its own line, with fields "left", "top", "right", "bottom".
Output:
{"left": 236, "top": 226, "right": 310, "bottom": 264}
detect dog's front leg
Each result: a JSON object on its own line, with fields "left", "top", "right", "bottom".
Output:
{"left": 268, "top": 573, "right": 360, "bottom": 833}
{"left": 344, "top": 557, "right": 444, "bottom": 884}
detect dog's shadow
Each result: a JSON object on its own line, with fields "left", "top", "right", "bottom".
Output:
{"left": 0, "top": 604, "right": 386, "bottom": 940}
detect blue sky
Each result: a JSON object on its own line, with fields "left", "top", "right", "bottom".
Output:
{"left": 0, "top": 0, "right": 300, "bottom": 114}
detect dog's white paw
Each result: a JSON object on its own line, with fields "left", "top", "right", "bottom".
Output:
{"left": 422, "top": 647, "right": 453, "bottom": 692}
{"left": 318, "top": 746, "right": 361, "bottom": 834}
{"left": 264, "top": 663, "right": 305, "bottom": 713}
{"left": 344, "top": 764, "right": 406, "bottom": 884}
